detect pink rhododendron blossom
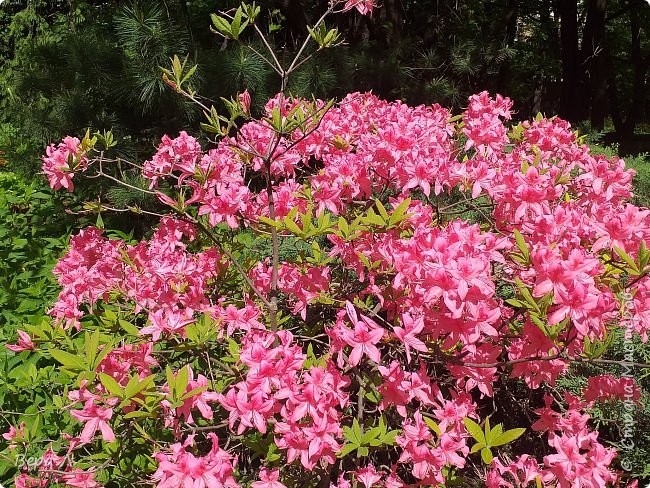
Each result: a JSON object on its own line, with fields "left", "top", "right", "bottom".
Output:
{"left": 392, "top": 312, "right": 428, "bottom": 362}
{"left": 2, "top": 421, "right": 25, "bottom": 449}
{"left": 161, "top": 365, "right": 221, "bottom": 425}
{"left": 252, "top": 468, "right": 286, "bottom": 488}
{"left": 343, "top": 0, "right": 374, "bottom": 15}
{"left": 61, "top": 469, "right": 99, "bottom": 488}
{"left": 5, "top": 329, "right": 35, "bottom": 352}
{"left": 143, "top": 131, "right": 202, "bottom": 188}
{"left": 583, "top": 374, "right": 641, "bottom": 405}
{"left": 41, "top": 136, "right": 88, "bottom": 191}
{"left": 152, "top": 434, "right": 238, "bottom": 488}
{"left": 238, "top": 90, "right": 251, "bottom": 116}
{"left": 354, "top": 464, "right": 383, "bottom": 488}
{"left": 70, "top": 401, "right": 115, "bottom": 444}
{"left": 342, "top": 301, "right": 384, "bottom": 366}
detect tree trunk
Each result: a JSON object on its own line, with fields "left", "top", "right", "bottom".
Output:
{"left": 622, "top": 0, "right": 647, "bottom": 135}
{"left": 606, "top": 51, "right": 623, "bottom": 132}
{"left": 607, "top": 0, "right": 648, "bottom": 137}
{"left": 581, "top": 0, "right": 607, "bottom": 130}
{"left": 497, "top": 0, "right": 519, "bottom": 92}
{"left": 557, "top": 0, "right": 581, "bottom": 121}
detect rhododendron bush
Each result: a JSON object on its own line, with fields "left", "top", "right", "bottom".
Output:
{"left": 4, "top": 3, "right": 650, "bottom": 488}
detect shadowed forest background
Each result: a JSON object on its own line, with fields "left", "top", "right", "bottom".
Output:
{"left": 0, "top": 0, "right": 648, "bottom": 170}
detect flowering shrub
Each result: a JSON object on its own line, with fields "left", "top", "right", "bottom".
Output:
{"left": 3, "top": 3, "right": 650, "bottom": 486}
{"left": 3, "top": 87, "right": 648, "bottom": 487}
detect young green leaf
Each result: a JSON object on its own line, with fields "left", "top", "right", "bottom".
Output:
{"left": 492, "top": 427, "right": 526, "bottom": 447}
{"left": 481, "top": 447, "right": 494, "bottom": 464}
{"left": 50, "top": 350, "right": 87, "bottom": 372}
{"left": 464, "top": 418, "right": 485, "bottom": 444}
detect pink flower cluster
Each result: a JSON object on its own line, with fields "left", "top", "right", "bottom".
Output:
{"left": 583, "top": 374, "right": 641, "bottom": 405}
{"left": 488, "top": 394, "right": 619, "bottom": 487}
{"left": 29, "top": 90, "right": 650, "bottom": 487}
{"left": 152, "top": 434, "right": 237, "bottom": 488}
{"left": 11, "top": 445, "right": 99, "bottom": 488}
{"left": 219, "top": 329, "right": 350, "bottom": 470}
{"left": 41, "top": 136, "right": 88, "bottom": 192}
{"left": 251, "top": 261, "right": 331, "bottom": 319}
{"left": 49, "top": 218, "right": 223, "bottom": 332}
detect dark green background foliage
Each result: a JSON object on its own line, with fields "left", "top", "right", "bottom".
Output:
{"left": 0, "top": 0, "right": 649, "bottom": 173}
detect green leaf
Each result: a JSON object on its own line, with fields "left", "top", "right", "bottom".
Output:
{"left": 486, "top": 423, "right": 503, "bottom": 445}
{"left": 92, "top": 343, "right": 114, "bottom": 370}
{"left": 175, "top": 366, "right": 189, "bottom": 399}
{"left": 424, "top": 416, "right": 442, "bottom": 436}
{"left": 181, "top": 385, "right": 208, "bottom": 401}
{"left": 99, "top": 373, "right": 124, "bottom": 398}
{"left": 185, "top": 323, "right": 200, "bottom": 343}
{"left": 639, "top": 240, "right": 649, "bottom": 270}
{"left": 352, "top": 418, "right": 363, "bottom": 440}
{"left": 481, "top": 447, "right": 494, "bottom": 464}
{"left": 375, "top": 199, "right": 389, "bottom": 221}
{"left": 470, "top": 442, "right": 484, "bottom": 453}
{"left": 50, "top": 350, "right": 86, "bottom": 371}
{"left": 84, "top": 329, "right": 101, "bottom": 367}
{"left": 257, "top": 216, "right": 282, "bottom": 228}
{"left": 513, "top": 229, "right": 530, "bottom": 262}
{"left": 119, "top": 319, "right": 139, "bottom": 335}
{"left": 380, "top": 430, "right": 399, "bottom": 445}
{"left": 515, "top": 279, "right": 541, "bottom": 313}
{"left": 181, "top": 64, "right": 197, "bottom": 85}
{"left": 342, "top": 426, "right": 359, "bottom": 444}
{"left": 30, "top": 414, "right": 41, "bottom": 439}
{"left": 463, "top": 418, "right": 485, "bottom": 444}
{"left": 283, "top": 216, "right": 303, "bottom": 236}
{"left": 337, "top": 443, "right": 357, "bottom": 457}
{"left": 337, "top": 216, "right": 349, "bottom": 237}
{"left": 505, "top": 298, "right": 524, "bottom": 308}
{"left": 231, "top": 7, "right": 244, "bottom": 39}
{"left": 492, "top": 428, "right": 526, "bottom": 447}
{"left": 210, "top": 14, "right": 232, "bottom": 37}
{"left": 388, "top": 198, "right": 411, "bottom": 226}
{"left": 363, "top": 208, "right": 385, "bottom": 227}
{"left": 364, "top": 389, "right": 381, "bottom": 404}
{"left": 124, "top": 410, "right": 151, "bottom": 420}
{"left": 614, "top": 246, "right": 640, "bottom": 274}
{"left": 125, "top": 374, "right": 155, "bottom": 400}
{"left": 227, "top": 338, "right": 240, "bottom": 360}
{"left": 362, "top": 425, "right": 382, "bottom": 444}
{"left": 165, "top": 365, "right": 175, "bottom": 390}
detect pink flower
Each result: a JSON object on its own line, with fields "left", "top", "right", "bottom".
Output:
{"left": 583, "top": 375, "right": 641, "bottom": 405}
{"left": 162, "top": 365, "right": 220, "bottom": 424}
{"left": 2, "top": 421, "right": 25, "bottom": 448}
{"left": 354, "top": 464, "right": 382, "bottom": 488}
{"left": 239, "top": 90, "right": 251, "bottom": 115}
{"left": 61, "top": 469, "right": 99, "bottom": 488}
{"left": 252, "top": 468, "right": 286, "bottom": 488}
{"left": 343, "top": 0, "right": 374, "bottom": 15}
{"left": 393, "top": 312, "right": 428, "bottom": 362}
{"left": 41, "top": 136, "right": 88, "bottom": 192}
{"left": 342, "top": 302, "right": 384, "bottom": 366}
{"left": 152, "top": 433, "right": 238, "bottom": 488}
{"left": 219, "top": 383, "right": 275, "bottom": 434}
{"left": 6, "top": 330, "right": 35, "bottom": 352}
{"left": 70, "top": 400, "right": 115, "bottom": 444}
